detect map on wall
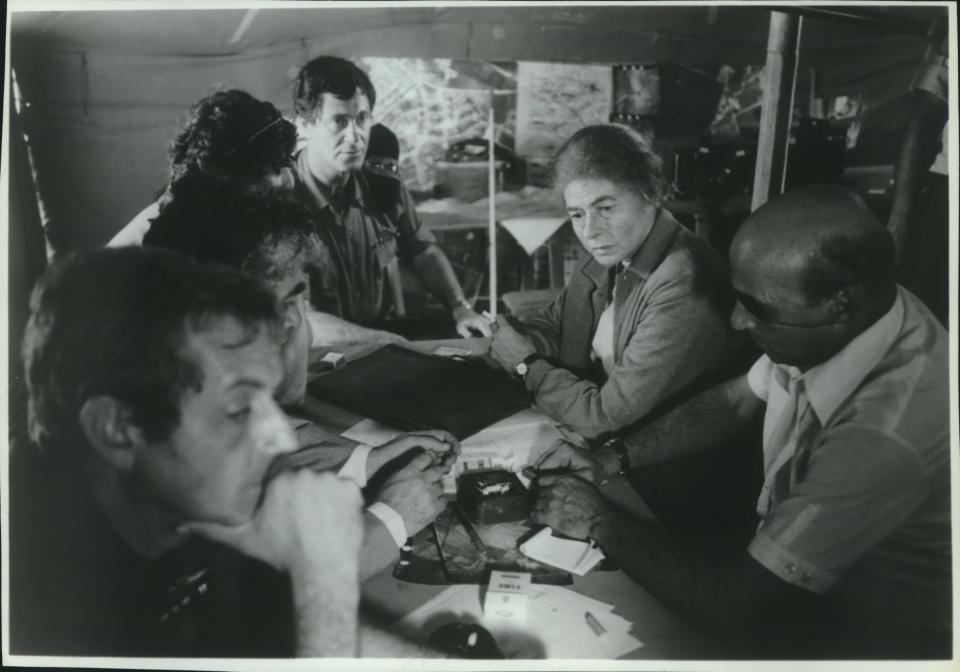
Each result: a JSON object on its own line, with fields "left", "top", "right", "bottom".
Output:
{"left": 515, "top": 62, "right": 613, "bottom": 159}
{"left": 708, "top": 65, "right": 765, "bottom": 137}
{"left": 359, "top": 58, "right": 516, "bottom": 193}
{"left": 613, "top": 65, "right": 660, "bottom": 116}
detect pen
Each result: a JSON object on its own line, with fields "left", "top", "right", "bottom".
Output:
{"left": 573, "top": 538, "right": 596, "bottom": 570}
{"left": 521, "top": 465, "right": 569, "bottom": 480}
{"left": 585, "top": 611, "right": 607, "bottom": 636}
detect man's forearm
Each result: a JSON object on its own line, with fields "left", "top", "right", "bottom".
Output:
{"left": 290, "top": 561, "right": 360, "bottom": 657}
{"left": 411, "top": 245, "right": 466, "bottom": 311}
{"left": 306, "top": 309, "right": 402, "bottom": 346}
{"left": 620, "top": 376, "right": 760, "bottom": 468}
{"left": 590, "top": 513, "right": 789, "bottom": 631}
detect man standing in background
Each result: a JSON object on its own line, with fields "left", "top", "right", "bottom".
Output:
{"left": 291, "top": 56, "right": 493, "bottom": 342}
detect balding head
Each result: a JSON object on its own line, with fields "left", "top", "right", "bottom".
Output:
{"left": 729, "top": 184, "right": 897, "bottom": 369}
{"left": 734, "top": 184, "right": 895, "bottom": 309}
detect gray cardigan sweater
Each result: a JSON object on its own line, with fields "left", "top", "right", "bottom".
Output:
{"left": 521, "top": 208, "right": 741, "bottom": 439}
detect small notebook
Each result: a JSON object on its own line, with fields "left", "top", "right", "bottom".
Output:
{"left": 519, "top": 527, "right": 605, "bottom": 576}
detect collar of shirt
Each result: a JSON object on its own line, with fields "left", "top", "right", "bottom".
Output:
{"left": 772, "top": 289, "right": 905, "bottom": 427}
{"left": 294, "top": 149, "right": 366, "bottom": 216}
{"left": 581, "top": 207, "right": 681, "bottom": 288}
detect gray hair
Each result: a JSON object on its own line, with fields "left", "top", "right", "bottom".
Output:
{"left": 552, "top": 124, "right": 673, "bottom": 204}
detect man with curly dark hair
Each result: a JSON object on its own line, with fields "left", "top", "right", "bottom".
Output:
{"left": 107, "top": 89, "right": 296, "bottom": 247}
{"left": 291, "top": 56, "right": 493, "bottom": 342}
{"left": 144, "top": 177, "right": 459, "bottom": 580}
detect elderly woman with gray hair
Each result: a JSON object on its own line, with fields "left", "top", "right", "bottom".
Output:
{"left": 490, "top": 124, "right": 743, "bottom": 442}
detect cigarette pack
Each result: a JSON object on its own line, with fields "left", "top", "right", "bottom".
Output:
{"left": 457, "top": 469, "right": 528, "bottom": 525}
{"left": 483, "top": 570, "right": 531, "bottom": 624}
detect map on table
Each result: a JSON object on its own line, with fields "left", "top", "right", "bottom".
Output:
{"left": 394, "top": 504, "right": 571, "bottom": 585}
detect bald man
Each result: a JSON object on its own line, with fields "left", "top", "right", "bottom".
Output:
{"left": 530, "top": 184, "right": 951, "bottom": 658}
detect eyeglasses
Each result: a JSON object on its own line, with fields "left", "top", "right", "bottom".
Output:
{"left": 733, "top": 295, "right": 838, "bottom": 330}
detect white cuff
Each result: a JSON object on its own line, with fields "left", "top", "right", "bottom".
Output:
{"left": 367, "top": 502, "right": 408, "bottom": 548}
{"left": 336, "top": 444, "right": 373, "bottom": 488}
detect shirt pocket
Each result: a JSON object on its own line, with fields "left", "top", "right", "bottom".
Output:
{"left": 372, "top": 224, "right": 399, "bottom": 270}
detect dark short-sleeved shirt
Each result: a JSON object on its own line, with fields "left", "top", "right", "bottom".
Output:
{"left": 9, "top": 445, "right": 294, "bottom": 658}
{"left": 293, "top": 151, "right": 436, "bottom": 325}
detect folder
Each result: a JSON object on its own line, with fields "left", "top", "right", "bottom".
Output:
{"left": 307, "top": 345, "right": 530, "bottom": 439}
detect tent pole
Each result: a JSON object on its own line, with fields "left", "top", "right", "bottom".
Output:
{"left": 487, "top": 104, "right": 497, "bottom": 317}
{"left": 776, "top": 6, "right": 927, "bottom": 37}
{"left": 751, "top": 11, "right": 801, "bottom": 211}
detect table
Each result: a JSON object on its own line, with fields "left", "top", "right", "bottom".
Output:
{"left": 306, "top": 338, "right": 726, "bottom": 659}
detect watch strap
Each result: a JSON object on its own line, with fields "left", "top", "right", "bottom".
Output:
{"left": 522, "top": 353, "right": 544, "bottom": 367}
{"left": 516, "top": 353, "right": 544, "bottom": 380}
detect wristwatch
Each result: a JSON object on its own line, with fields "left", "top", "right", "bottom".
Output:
{"left": 514, "top": 353, "right": 544, "bottom": 379}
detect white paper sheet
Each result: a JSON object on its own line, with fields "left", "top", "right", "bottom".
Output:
{"left": 341, "top": 418, "right": 405, "bottom": 445}
{"left": 393, "top": 584, "right": 643, "bottom": 659}
{"left": 519, "top": 527, "right": 605, "bottom": 576}
{"left": 342, "top": 409, "right": 566, "bottom": 494}
{"left": 500, "top": 216, "right": 567, "bottom": 256}
{"left": 443, "top": 418, "right": 564, "bottom": 493}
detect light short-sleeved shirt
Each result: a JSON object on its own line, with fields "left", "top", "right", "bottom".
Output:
{"left": 293, "top": 151, "right": 436, "bottom": 325}
{"left": 745, "top": 287, "right": 951, "bottom": 635}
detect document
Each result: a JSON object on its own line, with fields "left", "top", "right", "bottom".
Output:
{"left": 392, "top": 584, "right": 642, "bottom": 659}
{"left": 519, "top": 527, "right": 605, "bottom": 576}
{"left": 342, "top": 409, "right": 565, "bottom": 494}
{"left": 500, "top": 216, "right": 566, "bottom": 256}
{"left": 443, "top": 413, "right": 563, "bottom": 493}
{"left": 341, "top": 418, "right": 405, "bottom": 446}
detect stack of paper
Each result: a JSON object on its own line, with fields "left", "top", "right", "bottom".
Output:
{"left": 519, "top": 527, "right": 604, "bottom": 576}
{"left": 392, "top": 583, "right": 642, "bottom": 659}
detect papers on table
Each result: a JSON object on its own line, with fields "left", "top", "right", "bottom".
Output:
{"left": 443, "top": 411, "right": 563, "bottom": 494}
{"left": 392, "top": 583, "right": 642, "bottom": 659}
{"left": 341, "top": 418, "right": 404, "bottom": 446}
{"left": 519, "top": 527, "right": 605, "bottom": 576}
{"left": 342, "top": 410, "right": 564, "bottom": 495}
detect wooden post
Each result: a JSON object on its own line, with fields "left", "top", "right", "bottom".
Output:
{"left": 751, "top": 11, "right": 801, "bottom": 211}
{"left": 487, "top": 104, "right": 498, "bottom": 317}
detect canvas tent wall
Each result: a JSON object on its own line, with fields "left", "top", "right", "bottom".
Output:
{"left": 8, "top": 4, "right": 946, "bottom": 253}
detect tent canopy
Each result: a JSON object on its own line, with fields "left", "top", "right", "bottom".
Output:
{"left": 9, "top": 3, "right": 947, "bottom": 250}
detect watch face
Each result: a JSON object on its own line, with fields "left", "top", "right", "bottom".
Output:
{"left": 515, "top": 361, "right": 529, "bottom": 377}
